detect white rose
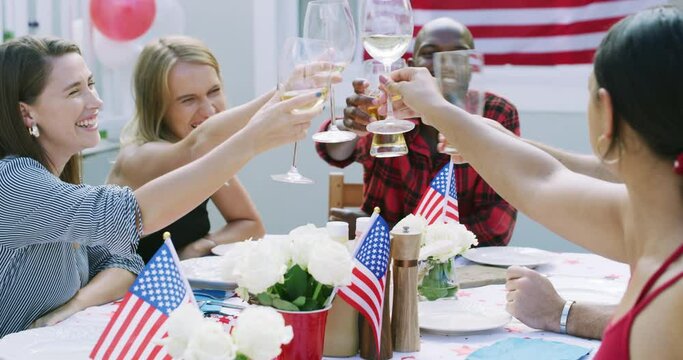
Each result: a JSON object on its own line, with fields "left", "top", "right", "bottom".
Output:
{"left": 162, "top": 303, "right": 205, "bottom": 358}
{"left": 290, "top": 234, "right": 318, "bottom": 269}
{"left": 221, "top": 241, "right": 249, "bottom": 282}
{"left": 308, "top": 239, "right": 354, "bottom": 287}
{"left": 393, "top": 214, "right": 428, "bottom": 235}
{"left": 289, "top": 223, "right": 327, "bottom": 238}
{"left": 233, "top": 240, "right": 288, "bottom": 294}
{"left": 232, "top": 306, "right": 293, "bottom": 360}
{"left": 184, "top": 322, "right": 236, "bottom": 360}
{"left": 421, "top": 222, "right": 478, "bottom": 262}
{"left": 262, "top": 235, "right": 293, "bottom": 266}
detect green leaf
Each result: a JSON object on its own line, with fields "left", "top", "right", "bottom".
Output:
{"left": 235, "top": 354, "right": 249, "bottom": 360}
{"left": 256, "top": 292, "right": 273, "bottom": 306}
{"left": 284, "top": 265, "right": 309, "bottom": 300}
{"left": 292, "top": 296, "right": 306, "bottom": 307}
{"left": 273, "top": 298, "right": 300, "bottom": 311}
{"left": 302, "top": 298, "right": 319, "bottom": 311}
{"left": 419, "top": 286, "right": 450, "bottom": 301}
{"left": 273, "top": 283, "right": 288, "bottom": 299}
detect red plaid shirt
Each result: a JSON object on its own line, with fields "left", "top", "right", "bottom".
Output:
{"left": 316, "top": 93, "right": 519, "bottom": 247}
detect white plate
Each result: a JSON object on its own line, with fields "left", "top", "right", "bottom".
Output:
{"left": 549, "top": 275, "right": 625, "bottom": 305}
{"left": 462, "top": 246, "right": 556, "bottom": 268}
{"left": 418, "top": 298, "right": 511, "bottom": 335}
{"left": 179, "top": 256, "right": 237, "bottom": 290}
{"left": 211, "top": 235, "right": 289, "bottom": 256}
{"left": 211, "top": 243, "right": 239, "bottom": 256}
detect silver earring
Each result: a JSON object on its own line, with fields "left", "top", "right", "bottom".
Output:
{"left": 28, "top": 123, "right": 40, "bottom": 138}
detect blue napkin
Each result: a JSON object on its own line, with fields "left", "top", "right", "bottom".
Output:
{"left": 193, "top": 289, "right": 231, "bottom": 315}
{"left": 467, "top": 338, "right": 592, "bottom": 360}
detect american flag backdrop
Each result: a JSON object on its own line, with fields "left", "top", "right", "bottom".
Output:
{"left": 338, "top": 213, "right": 391, "bottom": 356}
{"left": 414, "top": 162, "right": 459, "bottom": 224}
{"left": 90, "top": 238, "right": 194, "bottom": 360}
{"left": 410, "top": 0, "right": 667, "bottom": 65}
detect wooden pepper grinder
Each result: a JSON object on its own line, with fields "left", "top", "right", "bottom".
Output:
{"left": 390, "top": 225, "right": 421, "bottom": 352}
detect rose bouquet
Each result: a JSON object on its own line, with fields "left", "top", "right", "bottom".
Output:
{"left": 162, "top": 304, "right": 293, "bottom": 360}
{"left": 394, "top": 215, "right": 478, "bottom": 300}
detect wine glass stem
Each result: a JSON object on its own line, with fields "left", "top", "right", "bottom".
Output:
{"left": 328, "top": 85, "right": 338, "bottom": 130}
{"left": 383, "top": 63, "right": 395, "bottom": 119}
{"left": 291, "top": 141, "right": 299, "bottom": 168}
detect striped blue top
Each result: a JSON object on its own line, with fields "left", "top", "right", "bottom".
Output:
{"left": 0, "top": 156, "right": 144, "bottom": 338}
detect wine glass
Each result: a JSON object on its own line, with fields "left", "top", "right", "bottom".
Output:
{"left": 364, "top": 58, "right": 409, "bottom": 158}
{"left": 361, "top": 0, "right": 414, "bottom": 135}
{"left": 433, "top": 50, "right": 486, "bottom": 155}
{"left": 303, "top": 0, "right": 358, "bottom": 143}
{"left": 271, "top": 37, "right": 332, "bottom": 184}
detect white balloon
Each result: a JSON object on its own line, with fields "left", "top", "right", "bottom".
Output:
{"left": 92, "top": 28, "right": 143, "bottom": 69}
{"left": 141, "top": 0, "right": 186, "bottom": 41}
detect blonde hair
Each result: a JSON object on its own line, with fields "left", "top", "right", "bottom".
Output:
{"left": 121, "top": 36, "right": 221, "bottom": 144}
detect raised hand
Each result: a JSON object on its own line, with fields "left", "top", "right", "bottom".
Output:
{"left": 381, "top": 67, "right": 445, "bottom": 124}
{"left": 246, "top": 91, "right": 324, "bottom": 154}
{"left": 341, "top": 79, "right": 376, "bottom": 135}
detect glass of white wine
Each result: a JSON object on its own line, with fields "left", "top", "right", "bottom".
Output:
{"left": 433, "top": 50, "right": 486, "bottom": 155}
{"left": 364, "top": 58, "right": 409, "bottom": 158}
{"left": 304, "top": 0, "right": 358, "bottom": 144}
{"left": 271, "top": 37, "right": 332, "bottom": 184}
{"left": 361, "top": 0, "right": 414, "bottom": 135}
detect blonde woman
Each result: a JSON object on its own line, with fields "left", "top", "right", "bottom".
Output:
{"left": 107, "top": 36, "right": 272, "bottom": 261}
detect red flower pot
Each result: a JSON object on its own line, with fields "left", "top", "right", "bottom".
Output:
{"left": 277, "top": 307, "right": 331, "bottom": 360}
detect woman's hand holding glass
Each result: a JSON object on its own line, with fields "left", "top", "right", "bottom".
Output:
{"left": 361, "top": 0, "right": 415, "bottom": 135}
{"left": 271, "top": 37, "right": 335, "bottom": 184}
{"left": 245, "top": 89, "right": 324, "bottom": 154}
{"left": 381, "top": 67, "right": 446, "bottom": 122}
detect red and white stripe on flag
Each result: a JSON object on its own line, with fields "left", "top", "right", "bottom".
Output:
{"left": 90, "top": 292, "right": 177, "bottom": 360}
{"left": 415, "top": 186, "right": 447, "bottom": 224}
{"left": 90, "top": 238, "right": 195, "bottom": 360}
{"left": 410, "top": 0, "right": 667, "bottom": 65}
{"left": 414, "top": 163, "right": 459, "bottom": 224}
{"left": 338, "top": 213, "right": 391, "bottom": 355}
{"left": 338, "top": 266, "right": 386, "bottom": 344}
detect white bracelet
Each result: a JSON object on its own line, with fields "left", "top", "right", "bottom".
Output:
{"left": 559, "top": 300, "right": 575, "bottom": 334}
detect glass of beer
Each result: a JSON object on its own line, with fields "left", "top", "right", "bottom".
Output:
{"left": 433, "top": 50, "right": 486, "bottom": 155}
{"left": 363, "top": 59, "right": 409, "bottom": 158}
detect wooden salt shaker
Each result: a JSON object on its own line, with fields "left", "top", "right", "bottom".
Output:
{"left": 390, "top": 225, "right": 421, "bottom": 352}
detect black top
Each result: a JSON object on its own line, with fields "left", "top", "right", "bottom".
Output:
{"left": 137, "top": 200, "right": 211, "bottom": 263}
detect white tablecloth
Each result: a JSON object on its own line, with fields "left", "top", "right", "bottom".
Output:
{"left": 0, "top": 252, "right": 629, "bottom": 360}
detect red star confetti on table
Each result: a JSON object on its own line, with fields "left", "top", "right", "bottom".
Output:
{"left": 456, "top": 290, "right": 472, "bottom": 297}
{"left": 564, "top": 259, "right": 580, "bottom": 265}
{"left": 452, "top": 345, "right": 475, "bottom": 356}
{"left": 505, "top": 326, "right": 524, "bottom": 333}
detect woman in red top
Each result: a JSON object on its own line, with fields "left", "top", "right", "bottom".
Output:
{"left": 382, "top": 5, "right": 683, "bottom": 359}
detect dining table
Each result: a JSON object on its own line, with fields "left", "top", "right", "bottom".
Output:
{"left": 0, "top": 250, "right": 629, "bottom": 360}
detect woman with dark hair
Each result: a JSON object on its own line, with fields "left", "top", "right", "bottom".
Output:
{"left": 381, "top": 6, "right": 683, "bottom": 358}
{"left": 0, "top": 36, "right": 321, "bottom": 337}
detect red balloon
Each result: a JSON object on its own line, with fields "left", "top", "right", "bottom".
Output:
{"left": 90, "top": 0, "right": 156, "bottom": 41}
